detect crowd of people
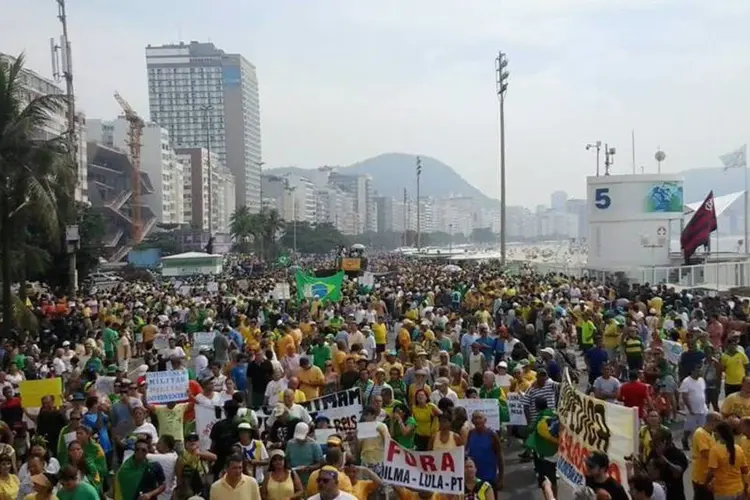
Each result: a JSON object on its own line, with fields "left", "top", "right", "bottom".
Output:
{"left": 3, "top": 256, "right": 750, "bottom": 500}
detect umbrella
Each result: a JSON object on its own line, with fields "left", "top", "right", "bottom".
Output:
{"left": 351, "top": 243, "right": 366, "bottom": 250}
{"left": 442, "top": 264, "right": 462, "bottom": 273}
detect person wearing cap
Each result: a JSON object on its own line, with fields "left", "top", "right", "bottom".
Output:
{"left": 209, "top": 453, "right": 261, "bottom": 500}
{"left": 540, "top": 348, "right": 561, "bottom": 382}
{"left": 261, "top": 449, "right": 303, "bottom": 500}
{"left": 174, "top": 433, "right": 217, "bottom": 499}
{"left": 27, "top": 471, "right": 58, "bottom": 500}
{"left": 285, "top": 422, "right": 322, "bottom": 486}
{"left": 307, "top": 465, "right": 356, "bottom": 500}
{"left": 235, "top": 422, "right": 268, "bottom": 484}
{"left": 379, "top": 350, "right": 403, "bottom": 382}
{"left": 430, "top": 377, "right": 458, "bottom": 405}
{"left": 584, "top": 451, "right": 628, "bottom": 500}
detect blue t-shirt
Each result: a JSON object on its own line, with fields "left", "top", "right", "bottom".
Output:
{"left": 228, "top": 329, "right": 244, "bottom": 350}
{"left": 285, "top": 440, "right": 323, "bottom": 485}
{"left": 475, "top": 337, "right": 495, "bottom": 364}
{"left": 585, "top": 347, "right": 608, "bottom": 378}
{"left": 83, "top": 412, "right": 112, "bottom": 453}
{"left": 231, "top": 363, "right": 248, "bottom": 391}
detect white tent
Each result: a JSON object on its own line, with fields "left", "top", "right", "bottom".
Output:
{"left": 684, "top": 190, "right": 744, "bottom": 218}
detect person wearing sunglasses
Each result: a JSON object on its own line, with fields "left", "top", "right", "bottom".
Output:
{"left": 307, "top": 466, "right": 356, "bottom": 500}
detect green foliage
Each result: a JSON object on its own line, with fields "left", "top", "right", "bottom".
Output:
{"left": 136, "top": 228, "right": 180, "bottom": 256}
{"left": 279, "top": 221, "right": 349, "bottom": 254}
{"left": 470, "top": 227, "right": 497, "bottom": 244}
{"left": 230, "top": 206, "right": 285, "bottom": 260}
{"left": 0, "top": 54, "right": 78, "bottom": 335}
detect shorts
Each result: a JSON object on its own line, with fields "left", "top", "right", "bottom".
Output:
{"left": 605, "top": 347, "right": 619, "bottom": 362}
{"left": 684, "top": 413, "right": 707, "bottom": 431}
{"left": 534, "top": 456, "right": 557, "bottom": 487}
{"left": 659, "top": 375, "right": 677, "bottom": 394}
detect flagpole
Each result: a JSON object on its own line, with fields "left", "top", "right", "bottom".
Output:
{"left": 745, "top": 161, "right": 748, "bottom": 254}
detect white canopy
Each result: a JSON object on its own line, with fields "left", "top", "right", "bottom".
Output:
{"left": 684, "top": 190, "right": 744, "bottom": 218}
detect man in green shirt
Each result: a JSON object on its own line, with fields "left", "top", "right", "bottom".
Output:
{"left": 58, "top": 464, "right": 100, "bottom": 500}
{"left": 309, "top": 336, "right": 332, "bottom": 371}
{"left": 102, "top": 321, "right": 119, "bottom": 362}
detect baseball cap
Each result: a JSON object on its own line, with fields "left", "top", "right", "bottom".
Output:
{"left": 293, "top": 422, "right": 310, "bottom": 440}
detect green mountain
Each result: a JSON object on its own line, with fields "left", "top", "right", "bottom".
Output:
{"left": 267, "top": 153, "right": 498, "bottom": 207}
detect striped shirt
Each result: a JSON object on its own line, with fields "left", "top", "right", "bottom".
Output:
{"left": 523, "top": 379, "right": 560, "bottom": 422}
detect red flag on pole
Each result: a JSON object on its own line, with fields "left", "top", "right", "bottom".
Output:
{"left": 681, "top": 190, "right": 717, "bottom": 262}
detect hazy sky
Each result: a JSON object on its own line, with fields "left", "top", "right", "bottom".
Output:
{"left": 2, "top": 1, "right": 750, "bottom": 206}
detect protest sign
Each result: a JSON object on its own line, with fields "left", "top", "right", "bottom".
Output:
{"left": 145, "top": 370, "right": 189, "bottom": 404}
{"left": 153, "top": 334, "right": 170, "bottom": 351}
{"left": 357, "top": 421, "right": 380, "bottom": 440}
{"left": 20, "top": 378, "right": 63, "bottom": 407}
{"left": 196, "top": 404, "right": 223, "bottom": 451}
{"left": 556, "top": 369, "right": 638, "bottom": 490}
{"left": 300, "top": 388, "right": 362, "bottom": 432}
{"left": 194, "top": 331, "right": 215, "bottom": 348}
{"left": 380, "top": 436, "right": 465, "bottom": 494}
{"left": 314, "top": 428, "right": 337, "bottom": 445}
{"left": 663, "top": 340, "right": 683, "bottom": 365}
{"left": 457, "top": 399, "right": 501, "bottom": 429}
{"left": 505, "top": 393, "right": 527, "bottom": 426}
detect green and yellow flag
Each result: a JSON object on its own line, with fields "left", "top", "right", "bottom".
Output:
{"left": 295, "top": 270, "right": 344, "bottom": 302}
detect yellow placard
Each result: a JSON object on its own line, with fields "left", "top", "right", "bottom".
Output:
{"left": 341, "top": 258, "right": 361, "bottom": 271}
{"left": 20, "top": 378, "right": 63, "bottom": 408}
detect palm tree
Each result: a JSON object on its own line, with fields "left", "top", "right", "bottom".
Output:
{"left": 0, "top": 54, "right": 75, "bottom": 336}
{"left": 252, "top": 207, "right": 285, "bottom": 261}
{"left": 229, "top": 205, "right": 254, "bottom": 253}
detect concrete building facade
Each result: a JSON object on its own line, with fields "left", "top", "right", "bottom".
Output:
{"left": 175, "top": 147, "right": 234, "bottom": 233}
{"left": 145, "top": 41, "right": 261, "bottom": 210}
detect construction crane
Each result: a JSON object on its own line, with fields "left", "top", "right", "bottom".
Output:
{"left": 114, "top": 91, "right": 145, "bottom": 243}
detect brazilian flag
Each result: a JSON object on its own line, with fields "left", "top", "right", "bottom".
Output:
{"left": 295, "top": 270, "right": 344, "bottom": 302}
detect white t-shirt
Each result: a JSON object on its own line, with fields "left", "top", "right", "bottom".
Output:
{"left": 264, "top": 379, "right": 288, "bottom": 408}
{"left": 679, "top": 376, "right": 707, "bottom": 414}
{"left": 147, "top": 451, "right": 178, "bottom": 500}
{"left": 132, "top": 422, "right": 159, "bottom": 443}
{"left": 308, "top": 493, "right": 357, "bottom": 500}
{"left": 238, "top": 440, "right": 269, "bottom": 482}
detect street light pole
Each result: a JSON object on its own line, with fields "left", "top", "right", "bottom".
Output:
{"left": 200, "top": 104, "right": 213, "bottom": 235}
{"left": 416, "top": 156, "right": 422, "bottom": 251}
{"left": 449, "top": 223, "right": 453, "bottom": 254}
{"left": 495, "top": 51, "right": 509, "bottom": 266}
{"left": 257, "top": 161, "right": 265, "bottom": 211}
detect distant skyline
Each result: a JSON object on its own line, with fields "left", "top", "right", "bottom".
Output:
{"left": 2, "top": 1, "right": 750, "bottom": 206}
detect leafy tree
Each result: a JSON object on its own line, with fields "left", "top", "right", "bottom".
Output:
{"left": 0, "top": 54, "right": 76, "bottom": 336}
{"left": 470, "top": 227, "right": 496, "bottom": 244}
{"left": 279, "top": 221, "right": 349, "bottom": 254}
{"left": 230, "top": 206, "right": 285, "bottom": 260}
{"left": 136, "top": 228, "right": 180, "bottom": 256}
{"left": 229, "top": 205, "right": 254, "bottom": 253}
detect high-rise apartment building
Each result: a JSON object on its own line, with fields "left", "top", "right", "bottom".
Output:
{"left": 329, "top": 173, "right": 374, "bottom": 233}
{"left": 145, "top": 41, "right": 261, "bottom": 210}
{"left": 175, "top": 147, "right": 235, "bottom": 233}
{"left": 88, "top": 118, "right": 184, "bottom": 225}
{"left": 0, "top": 53, "right": 88, "bottom": 204}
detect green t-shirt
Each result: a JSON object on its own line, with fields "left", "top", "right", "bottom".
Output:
{"left": 392, "top": 416, "right": 417, "bottom": 449}
{"left": 479, "top": 386, "right": 502, "bottom": 400}
{"left": 154, "top": 403, "right": 188, "bottom": 442}
{"left": 310, "top": 344, "right": 332, "bottom": 371}
{"left": 102, "top": 327, "right": 119, "bottom": 354}
{"left": 581, "top": 321, "right": 596, "bottom": 346}
{"left": 57, "top": 482, "right": 100, "bottom": 500}
{"left": 12, "top": 354, "right": 25, "bottom": 370}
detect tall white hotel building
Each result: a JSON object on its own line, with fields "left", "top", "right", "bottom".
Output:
{"left": 145, "top": 41, "right": 261, "bottom": 211}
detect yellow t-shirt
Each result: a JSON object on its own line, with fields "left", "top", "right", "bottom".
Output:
{"left": 691, "top": 426, "right": 715, "bottom": 485}
{"left": 721, "top": 351, "right": 749, "bottom": 385}
{"left": 352, "top": 480, "right": 378, "bottom": 500}
{"left": 602, "top": 322, "right": 621, "bottom": 349}
{"left": 373, "top": 323, "right": 387, "bottom": 345}
{"left": 412, "top": 403, "right": 438, "bottom": 437}
{"left": 305, "top": 468, "right": 353, "bottom": 497}
{"left": 708, "top": 443, "right": 747, "bottom": 496}
{"left": 648, "top": 296, "right": 663, "bottom": 316}
{"left": 297, "top": 366, "right": 325, "bottom": 400}
{"left": 721, "top": 393, "right": 750, "bottom": 418}
{"left": 0, "top": 474, "right": 19, "bottom": 500}
{"left": 333, "top": 350, "right": 348, "bottom": 374}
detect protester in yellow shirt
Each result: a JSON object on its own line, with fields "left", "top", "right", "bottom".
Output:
{"left": 277, "top": 329, "right": 296, "bottom": 359}
{"left": 722, "top": 340, "right": 749, "bottom": 394}
{"left": 372, "top": 318, "right": 388, "bottom": 356}
{"left": 691, "top": 413, "right": 719, "bottom": 495}
{"left": 706, "top": 421, "right": 748, "bottom": 497}
{"left": 297, "top": 358, "right": 325, "bottom": 400}
{"left": 721, "top": 378, "right": 750, "bottom": 418}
